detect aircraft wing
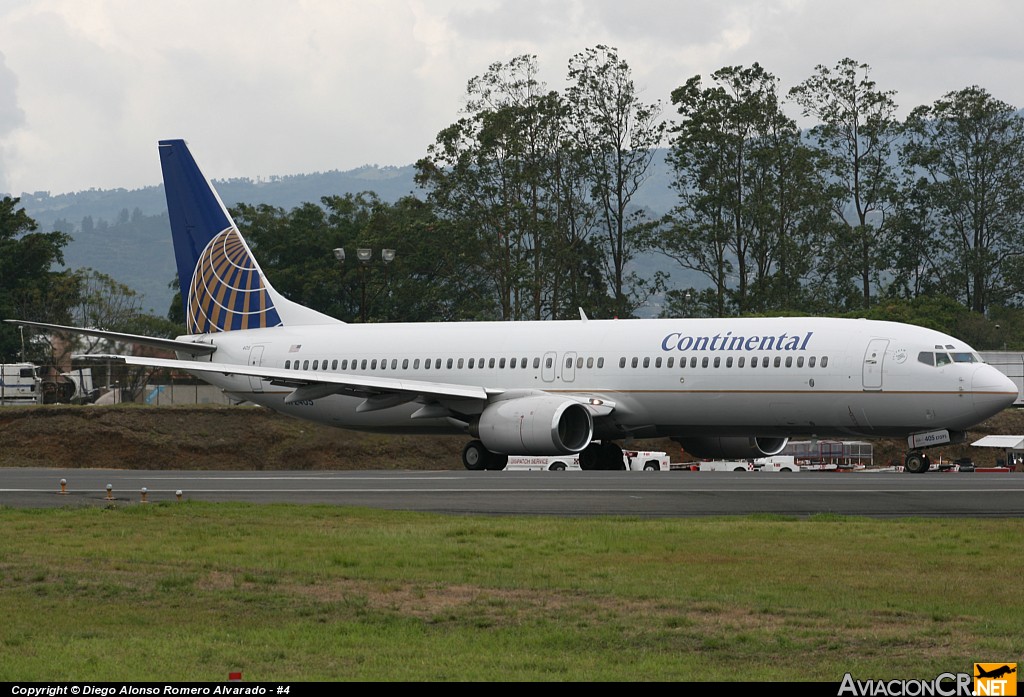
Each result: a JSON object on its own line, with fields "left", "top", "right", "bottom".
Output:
{"left": 5, "top": 319, "right": 216, "bottom": 356}
{"left": 97, "top": 354, "right": 617, "bottom": 417}
{"left": 101, "top": 354, "right": 493, "bottom": 403}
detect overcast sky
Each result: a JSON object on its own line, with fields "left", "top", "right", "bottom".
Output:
{"left": 1, "top": 0, "right": 1022, "bottom": 196}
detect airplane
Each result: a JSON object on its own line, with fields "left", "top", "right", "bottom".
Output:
{"left": 975, "top": 665, "right": 1016, "bottom": 680}
{"left": 7, "top": 139, "right": 1019, "bottom": 472}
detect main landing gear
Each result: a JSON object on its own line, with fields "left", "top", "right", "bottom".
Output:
{"left": 578, "top": 441, "right": 626, "bottom": 470}
{"left": 904, "top": 451, "right": 931, "bottom": 474}
{"left": 462, "top": 440, "right": 508, "bottom": 471}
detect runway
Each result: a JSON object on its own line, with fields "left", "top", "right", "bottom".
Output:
{"left": 2, "top": 468, "right": 1024, "bottom": 516}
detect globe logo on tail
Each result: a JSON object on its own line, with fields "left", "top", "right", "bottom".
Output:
{"left": 187, "top": 228, "right": 281, "bottom": 334}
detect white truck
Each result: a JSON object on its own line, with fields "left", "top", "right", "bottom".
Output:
{"left": 506, "top": 450, "right": 672, "bottom": 471}
{"left": 753, "top": 455, "right": 801, "bottom": 472}
{"left": 1, "top": 363, "right": 40, "bottom": 405}
{"left": 692, "top": 460, "right": 756, "bottom": 472}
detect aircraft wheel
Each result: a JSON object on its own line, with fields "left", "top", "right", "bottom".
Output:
{"left": 579, "top": 443, "right": 601, "bottom": 470}
{"left": 905, "top": 452, "right": 930, "bottom": 474}
{"left": 602, "top": 442, "right": 625, "bottom": 470}
{"left": 485, "top": 452, "right": 508, "bottom": 471}
{"left": 462, "top": 440, "right": 489, "bottom": 471}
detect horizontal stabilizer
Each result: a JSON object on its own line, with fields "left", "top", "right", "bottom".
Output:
{"left": 5, "top": 319, "right": 216, "bottom": 356}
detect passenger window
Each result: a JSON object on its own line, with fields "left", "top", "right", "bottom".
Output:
{"left": 565, "top": 357, "right": 572, "bottom": 368}
{"left": 391, "top": 359, "right": 398, "bottom": 370}
{"left": 469, "top": 358, "right": 475, "bottom": 369}
{"left": 489, "top": 358, "right": 495, "bottom": 368}
{"left": 774, "top": 357, "right": 781, "bottom": 368}
{"left": 313, "top": 360, "right": 319, "bottom": 370}
{"left": 360, "top": 359, "right": 367, "bottom": 370}
{"left": 447, "top": 358, "right": 453, "bottom": 369}
{"left": 690, "top": 357, "right": 697, "bottom": 368}
{"left": 726, "top": 357, "right": 733, "bottom": 368}
{"left": 402, "top": 359, "right": 409, "bottom": 369}
{"left": 631, "top": 357, "right": 638, "bottom": 368}
{"left": 619, "top": 357, "right": 626, "bottom": 368}
{"left": 655, "top": 357, "right": 662, "bottom": 368}
{"left": 546, "top": 357, "right": 553, "bottom": 369}
{"left": 785, "top": 356, "right": 792, "bottom": 368}
{"left": 370, "top": 360, "right": 376, "bottom": 370}
{"left": 332, "top": 360, "right": 338, "bottom": 370}
{"left": 458, "top": 358, "right": 464, "bottom": 369}
{"left": 713, "top": 357, "right": 720, "bottom": 368}
{"left": 738, "top": 357, "right": 745, "bottom": 368}
{"left": 797, "top": 357, "right": 804, "bottom": 368}
{"left": 414, "top": 359, "right": 420, "bottom": 369}
{"left": 587, "top": 357, "right": 594, "bottom": 369}
{"left": 303, "top": 360, "right": 310, "bottom": 370}
{"left": 701, "top": 357, "right": 709, "bottom": 368}
{"left": 577, "top": 357, "right": 583, "bottom": 369}
{"left": 643, "top": 357, "right": 650, "bottom": 368}
{"left": 821, "top": 356, "right": 829, "bottom": 368}
{"left": 667, "top": 357, "right": 674, "bottom": 368}
{"left": 809, "top": 356, "right": 816, "bottom": 368}
{"left": 285, "top": 360, "right": 291, "bottom": 369}
{"left": 532, "top": 357, "right": 539, "bottom": 369}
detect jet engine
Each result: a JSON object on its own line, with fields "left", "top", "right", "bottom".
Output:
{"left": 471, "top": 396, "right": 593, "bottom": 455}
{"left": 674, "top": 436, "right": 789, "bottom": 460}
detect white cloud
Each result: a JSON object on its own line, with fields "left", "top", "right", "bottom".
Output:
{"left": 0, "top": 0, "right": 1022, "bottom": 194}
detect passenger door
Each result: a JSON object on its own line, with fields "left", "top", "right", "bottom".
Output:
{"left": 862, "top": 339, "right": 888, "bottom": 390}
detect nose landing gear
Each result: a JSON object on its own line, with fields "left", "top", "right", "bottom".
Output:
{"left": 904, "top": 452, "right": 931, "bottom": 474}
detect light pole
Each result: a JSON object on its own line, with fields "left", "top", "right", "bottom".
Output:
{"left": 333, "top": 247, "right": 396, "bottom": 322}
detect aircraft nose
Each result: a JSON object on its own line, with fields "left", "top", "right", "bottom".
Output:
{"left": 972, "top": 365, "right": 1019, "bottom": 414}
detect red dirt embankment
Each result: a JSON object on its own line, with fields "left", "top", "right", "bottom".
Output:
{"left": 1, "top": 403, "right": 1022, "bottom": 470}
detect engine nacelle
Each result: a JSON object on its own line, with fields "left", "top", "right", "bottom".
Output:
{"left": 472, "top": 396, "right": 593, "bottom": 455}
{"left": 674, "top": 436, "right": 789, "bottom": 460}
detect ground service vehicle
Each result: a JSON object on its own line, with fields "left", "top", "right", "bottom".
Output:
{"left": 506, "top": 450, "right": 671, "bottom": 471}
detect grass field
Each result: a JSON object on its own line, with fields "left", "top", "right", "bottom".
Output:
{"left": 0, "top": 503, "right": 1020, "bottom": 681}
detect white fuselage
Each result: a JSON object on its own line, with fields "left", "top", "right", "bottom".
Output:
{"left": 174, "top": 316, "right": 1016, "bottom": 440}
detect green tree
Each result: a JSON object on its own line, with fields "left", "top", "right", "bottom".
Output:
{"left": 900, "top": 86, "right": 1024, "bottom": 314}
{"left": 235, "top": 193, "right": 491, "bottom": 323}
{"left": 790, "top": 58, "right": 900, "bottom": 309}
{"left": 656, "top": 64, "right": 832, "bottom": 316}
{"left": 417, "top": 55, "right": 606, "bottom": 320}
{"left": 566, "top": 45, "right": 666, "bottom": 317}
{"left": 0, "top": 197, "right": 79, "bottom": 362}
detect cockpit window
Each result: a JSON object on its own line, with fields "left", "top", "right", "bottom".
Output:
{"left": 951, "top": 352, "right": 977, "bottom": 363}
{"left": 918, "top": 352, "right": 934, "bottom": 366}
{"left": 935, "top": 353, "right": 952, "bottom": 366}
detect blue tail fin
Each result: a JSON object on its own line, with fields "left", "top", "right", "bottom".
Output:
{"left": 159, "top": 139, "right": 339, "bottom": 333}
